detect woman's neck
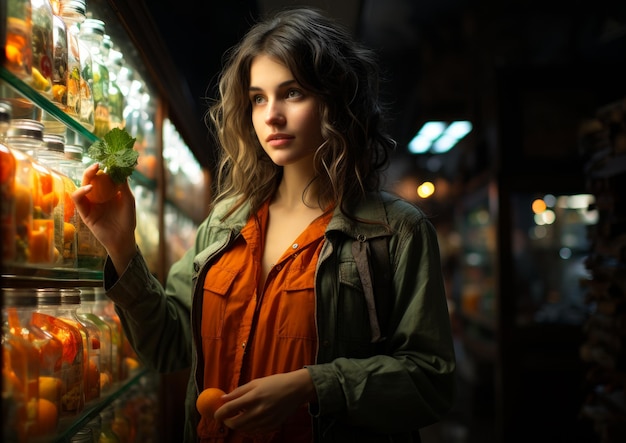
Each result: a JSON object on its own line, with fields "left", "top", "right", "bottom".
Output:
{"left": 274, "top": 165, "right": 321, "bottom": 210}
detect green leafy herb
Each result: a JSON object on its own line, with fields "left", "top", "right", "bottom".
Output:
{"left": 87, "top": 128, "right": 139, "bottom": 184}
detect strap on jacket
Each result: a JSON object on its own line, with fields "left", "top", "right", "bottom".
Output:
{"left": 352, "top": 234, "right": 391, "bottom": 343}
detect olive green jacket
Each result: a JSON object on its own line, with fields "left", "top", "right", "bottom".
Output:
{"left": 105, "top": 191, "right": 456, "bottom": 442}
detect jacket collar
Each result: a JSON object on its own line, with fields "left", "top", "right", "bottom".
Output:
{"left": 327, "top": 191, "right": 392, "bottom": 240}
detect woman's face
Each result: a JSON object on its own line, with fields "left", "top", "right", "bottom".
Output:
{"left": 249, "top": 54, "right": 325, "bottom": 168}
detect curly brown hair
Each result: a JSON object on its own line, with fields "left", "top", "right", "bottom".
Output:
{"left": 206, "top": 7, "right": 396, "bottom": 217}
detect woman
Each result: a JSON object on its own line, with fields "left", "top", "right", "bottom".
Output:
{"left": 72, "top": 7, "right": 455, "bottom": 443}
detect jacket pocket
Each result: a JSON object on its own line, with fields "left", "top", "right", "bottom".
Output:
{"left": 337, "top": 261, "right": 374, "bottom": 345}
{"left": 201, "top": 265, "right": 238, "bottom": 338}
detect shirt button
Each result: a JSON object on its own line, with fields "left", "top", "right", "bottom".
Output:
{"left": 193, "top": 263, "right": 199, "bottom": 272}
{"left": 241, "top": 342, "right": 246, "bottom": 349}
{"left": 292, "top": 243, "right": 299, "bottom": 249}
{"left": 275, "top": 264, "right": 282, "bottom": 271}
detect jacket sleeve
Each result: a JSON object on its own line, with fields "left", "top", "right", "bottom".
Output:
{"left": 307, "top": 213, "right": 456, "bottom": 434}
{"left": 103, "top": 228, "right": 206, "bottom": 373}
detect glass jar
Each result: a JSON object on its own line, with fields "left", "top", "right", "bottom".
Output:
{"left": 40, "top": 133, "right": 79, "bottom": 267}
{"left": 29, "top": 0, "right": 55, "bottom": 97}
{"left": 92, "top": 288, "right": 124, "bottom": 383}
{"left": 50, "top": 13, "right": 70, "bottom": 114}
{"left": 2, "top": 292, "right": 40, "bottom": 442}
{"left": 59, "top": 0, "right": 93, "bottom": 131}
{"left": 3, "top": 288, "right": 64, "bottom": 437}
{"left": 0, "top": 102, "right": 17, "bottom": 261}
{"left": 64, "top": 142, "right": 107, "bottom": 269}
{"left": 78, "top": 287, "right": 113, "bottom": 394}
{"left": 58, "top": 288, "right": 101, "bottom": 405}
{"left": 101, "top": 34, "right": 125, "bottom": 130}
{"left": 6, "top": 118, "right": 57, "bottom": 265}
{"left": 4, "top": 0, "right": 33, "bottom": 82}
{"left": 79, "top": 18, "right": 110, "bottom": 138}
{"left": 32, "top": 288, "right": 85, "bottom": 420}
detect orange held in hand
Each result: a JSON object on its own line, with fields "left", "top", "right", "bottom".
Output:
{"left": 86, "top": 170, "right": 122, "bottom": 203}
{"left": 196, "top": 387, "right": 226, "bottom": 419}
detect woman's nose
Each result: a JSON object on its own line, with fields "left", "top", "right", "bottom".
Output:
{"left": 265, "top": 101, "right": 285, "bottom": 126}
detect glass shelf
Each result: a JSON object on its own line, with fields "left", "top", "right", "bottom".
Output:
{"left": 0, "top": 67, "right": 98, "bottom": 144}
{"left": 52, "top": 368, "right": 151, "bottom": 443}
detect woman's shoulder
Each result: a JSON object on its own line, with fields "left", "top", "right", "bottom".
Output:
{"left": 377, "top": 191, "right": 429, "bottom": 224}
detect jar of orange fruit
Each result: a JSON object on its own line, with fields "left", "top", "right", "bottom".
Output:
{"left": 7, "top": 119, "right": 58, "bottom": 266}
{"left": 3, "top": 287, "right": 64, "bottom": 439}
{"left": 31, "top": 288, "right": 85, "bottom": 422}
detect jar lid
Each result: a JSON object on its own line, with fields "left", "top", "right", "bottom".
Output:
{"left": 65, "top": 144, "right": 84, "bottom": 161}
{"left": 94, "top": 287, "right": 107, "bottom": 301}
{"left": 8, "top": 119, "right": 44, "bottom": 141}
{"left": 35, "top": 288, "right": 62, "bottom": 306}
{"left": 79, "top": 287, "right": 96, "bottom": 302}
{"left": 60, "top": 0, "right": 86, "bottom": 16}
{"left": 0, "top": 101, "right": 12, "bottom": 123}
{"left": 2, "top": 288, "right": 38, "bottom": 307}
{"left": 60, "top": 288, "right": 81, "bottom": 305}
{"left": 81, "top": 18, "right": 106, "bottom": 36}
{"left": 43, "top": 133, "right": 65, "bottom": 153}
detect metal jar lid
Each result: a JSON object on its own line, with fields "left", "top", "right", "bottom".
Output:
{"left": 8, "top": 119, "right": 44, "bottom": 141}
{"left": 35, "top": 288, "right": 63, "bottom": 306}
{"left": 2, "top": 288, "right": 38, "bottom": 307}
{"left": 42, "top": 133, "right": 65, "bottom": 153}
{"left": 81, "top": 18, "right": 106, "bottom": 37}
{"left": 64, "top": 144, "right": 84, "bottom": 161}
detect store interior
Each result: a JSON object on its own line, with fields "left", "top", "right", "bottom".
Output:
{"left": 144, "top": 1, "right": 626, "bottom": 441}
{"left": 2, "top": 0, "right": 626, "bottom": 442}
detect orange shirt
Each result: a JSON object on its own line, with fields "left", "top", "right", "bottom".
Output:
{"left": 198, "top": 200, "right": 332, "bottom": 442}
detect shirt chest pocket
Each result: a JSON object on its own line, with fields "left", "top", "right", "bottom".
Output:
{"left": 276, "top": 269, "right": 316, "bottom": 341}
{"left": 201, "top": 265, "right": 239, "bottom": 339}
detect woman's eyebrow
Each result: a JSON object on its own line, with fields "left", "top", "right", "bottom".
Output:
{"left": 249, "top": 79, "right": 298, "bottom": 92}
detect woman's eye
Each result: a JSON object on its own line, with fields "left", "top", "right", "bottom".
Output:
{"left": 252, "top": 95, "right": 265, "bottom": 105}
{"left": 287, "top": 89, "right": 302, "bottom": 99}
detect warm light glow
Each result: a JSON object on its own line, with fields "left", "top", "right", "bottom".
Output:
{"left": 417, "top": 181, "right": 435, "bottom": 198}
{"left": 531, "top": 199, "right": 547, "bottom": 214}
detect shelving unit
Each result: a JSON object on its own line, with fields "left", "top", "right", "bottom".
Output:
{"left": 2, "top": 1, "right": 211, "bottom": 441}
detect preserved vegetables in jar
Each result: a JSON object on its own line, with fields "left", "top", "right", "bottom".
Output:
{"left": 4, "top": 0, "right": 33, "bottom": 81}
{"left": 2, "top": 293, "right": 40, "bottom": 442}
{"left": 8, "top": 119, "right": 58, "bottom": 265}
{"left": 4, "top": 288, "right": 64, "bottom": 438}
{"left": 64, "top": 143, "right": 106, "bottom": 269}
{"left": 32, "top": 288, "right": 85, "bottom": 420}
{"left": 79, "top": 18, "right": 110, "bottom": 138}
{"left": 39, "top": 133, "right": 78, "bottom": 267}
{"left": 50, "top": 13, "right": 69, "bottom": 112}
{"left": 59, "top": 0, "right": 92, "bottom": 131}
{"left": 78, "top": 287, "right": 113, "bottom": 393}
{"left": 29, "top": 0, "right": 54, "bottom": 97}
{"left": 0, "top": 102, "right": 17, "bottom": 261}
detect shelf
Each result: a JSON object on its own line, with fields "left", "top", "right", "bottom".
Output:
{"left": 52, "top": 368, "right": 151, "bottom": 443}
{"left": 0, "top": 67, "right": 98, "bottom": 144}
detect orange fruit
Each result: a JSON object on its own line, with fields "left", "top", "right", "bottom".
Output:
{"left": 196, "top": 387, "right": 226, "bottom": 419}
{"left": 86, "top": 170, "right": 121, "bottom": 203}
{"left": 34, "top": 398, "right": 58, "bottom": 435}
{"left": 38, "top": 376, "right": 62, "bottom": 403}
